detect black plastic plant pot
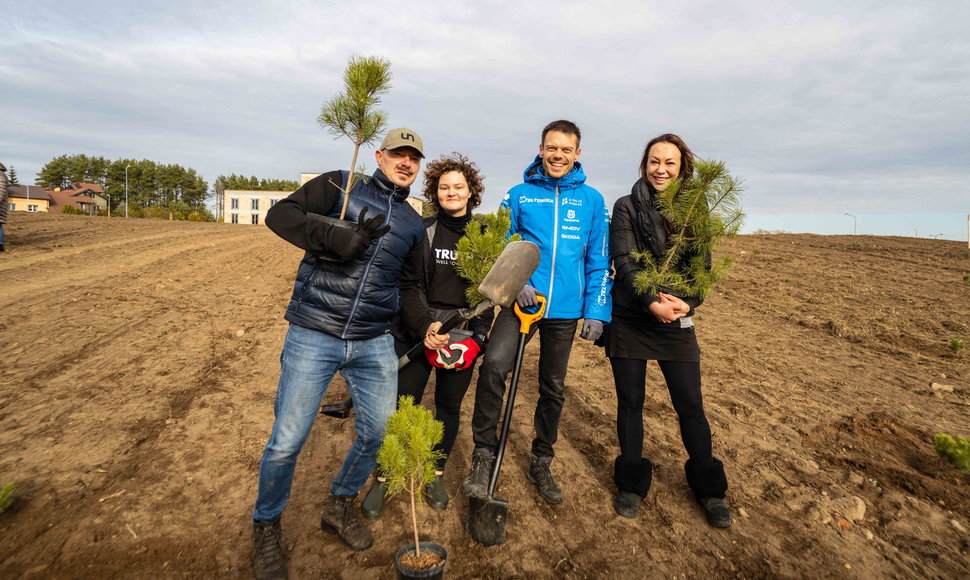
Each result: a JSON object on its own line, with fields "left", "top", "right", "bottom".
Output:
{"left": 395, "top": 542, "right": 447, "bottom": 580}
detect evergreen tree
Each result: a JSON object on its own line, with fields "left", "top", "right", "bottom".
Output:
{"left": 454, "top": 208, "right": 522, "bottom": 304}
{"left": 317, "top": 55, "right": 392, "bottom": 219}
{"left": 7, "top": 166, "right": 19, "bottom": 185}
{"left": 633, "top": 159, "right": 744, "bottom": 299}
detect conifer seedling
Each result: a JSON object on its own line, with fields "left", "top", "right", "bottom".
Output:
{"left": 317, "top": 55, "right": 392, "bottom": 220}
{"left": 633, "top": 159, "right": 745, "bottom": 299}
{"left": 455, "top": 208, "right": 522, "bottom": 305}
{"left": 377, "top": 396, "right": 446, "bottom": 560}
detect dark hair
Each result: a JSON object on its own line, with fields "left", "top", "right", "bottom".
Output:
{"left": 541, "top": 120, "right": 581, "bottom": 148}
{"left": 639, "top": 133, "right": 695, "bottom": 190}
{"left": 421, "top": 152, "right": 484, "bottom": 213}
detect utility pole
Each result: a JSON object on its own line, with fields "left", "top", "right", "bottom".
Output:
{"left": 125, "top": 164, "right": 131, "bottom": 219}
{"left": 843, "top": 213, "right": 856, "bottom": 235}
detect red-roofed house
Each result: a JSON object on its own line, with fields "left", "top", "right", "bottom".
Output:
{"left": 48, "top": 182, "right": 107, "bottom": 214}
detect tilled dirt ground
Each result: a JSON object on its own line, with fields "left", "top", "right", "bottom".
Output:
{"left": 1, "top": 212, "right": 968, "bottom": 579}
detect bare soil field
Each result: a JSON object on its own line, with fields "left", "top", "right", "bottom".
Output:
{"left": 1, "top": 212, "right": 968, "bottom": 579}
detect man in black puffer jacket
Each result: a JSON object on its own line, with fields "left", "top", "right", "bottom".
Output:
{"left": 250, "top": 129, "right": 426, "bottom": 580}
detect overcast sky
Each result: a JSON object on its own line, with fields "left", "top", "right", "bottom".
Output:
{"left": 3, "top": 0, "right": 968, "bottom": 238}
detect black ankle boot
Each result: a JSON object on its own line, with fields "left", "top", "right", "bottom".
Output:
{"left": 613, "top": 457, "right": 652, "bottom": 518}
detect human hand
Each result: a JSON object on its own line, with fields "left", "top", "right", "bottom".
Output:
{"left": 323, "top": 206, "right": 390, "bottom": 261}
{"left": 580, "top": 319, "right": 603, "bottom": 341}
{"left": 516, "top": 285, "right": 538, "bottom": 308}
{"left": 423, "top": 321, "right": 451, "bottom": 350}
{"left": 649, "top": 299, "right": 684, "bottom": 324}
{"left": 424, "top": 336, "right": 483, "bottom": 370}
{"left": 658, "top": 292, "right": 690, "bottom": 316}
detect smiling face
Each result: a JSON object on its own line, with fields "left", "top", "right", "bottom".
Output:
{"left": 645, "top": 142, "right": 682, "bottom": 192}
{"left": 375, "top": 147, "right": 422, "bottom": 188}
{"left": 539, "top": 130, "right": 581, "bottom": 179}
{"left": 436, "top": 170, "right": 471, "bottom": 217}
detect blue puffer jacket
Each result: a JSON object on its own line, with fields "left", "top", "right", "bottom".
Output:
{"left": 267, "top": 170, "right": 425, "bottom": 340}
{"left": 501, "top": 157, "right": 612, "bottom": 321}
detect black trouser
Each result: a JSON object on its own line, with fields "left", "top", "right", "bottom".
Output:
{"left": 395, "top": 339, "right": 476, "bottom": 471}
{"left": 471, "top": 308, "right": 577, "bottom": 458}
{"left": 609, "top": 358, "right": 713, "bottom": 463}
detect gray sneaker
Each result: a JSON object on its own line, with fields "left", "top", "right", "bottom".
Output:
{"left": 461, "top": 448, "right": 495, "bottom": 499}
{"left": 252, "top": 520, "right": 288, "bottom": 580}
{"left": 527, "top": 455, "right": 563, "bottom": 504}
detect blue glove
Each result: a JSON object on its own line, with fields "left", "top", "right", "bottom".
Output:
{"left": 581, "top": 319, "right": 603, "bottom": 341}
{"left": 516, "top": 285, "right": 538, "bottom": 308}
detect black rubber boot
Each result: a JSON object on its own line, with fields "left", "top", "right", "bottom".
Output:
{"left": 360, "top": 477, "right": 387, "bottom": 520}
{"left": 685, "top": 458, "right": 732, "bottom": 528}
{"left": 613, "top": 457, "right": 653, "bottom": 518}
{"left": 424, "top": 473, "right": 448, "bottom": 511}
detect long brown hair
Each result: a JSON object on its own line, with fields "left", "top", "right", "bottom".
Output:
{"left": 639, "top": 133, "right": 695, "bottom": 191}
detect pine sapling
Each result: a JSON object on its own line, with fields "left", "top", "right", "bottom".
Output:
{"left": 377, "top": 396, "right": 446, "bottom": 559}
{"left": 317, "top": 55, "right": 392, "bottom": 219}
{"left": 455, "top": 208, "right": 521, "bottom": 304}
{"left": 633, "top": 158, "right": 744, "bottom": 299}
{"left": 0, "top": 482, "right": 15, "bottom": 513}
{"left": 933, "top": 433, "right": 970, "bottom": 473}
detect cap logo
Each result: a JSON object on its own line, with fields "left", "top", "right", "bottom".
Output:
{"left": 400, "top": 132, "right": 415, "bottom": 142}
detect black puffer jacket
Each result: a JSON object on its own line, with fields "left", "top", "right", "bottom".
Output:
{"left": 266, "top": 170, "right": 425, "bottom": 340}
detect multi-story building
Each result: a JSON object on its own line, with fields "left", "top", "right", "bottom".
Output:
{"left": 223, "top": 172, "right": 423, "bottom": 225}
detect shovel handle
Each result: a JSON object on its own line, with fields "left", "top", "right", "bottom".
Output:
{"left": 513, "top": 295, "right": 546, "bottom": 333}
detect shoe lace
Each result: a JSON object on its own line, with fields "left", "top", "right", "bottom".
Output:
{"left": 254, "top": 525, "right": 283, "bottom": 564}
{"left": 338, "top": 497, "right": 365, "bottom": 534}
{"left": 533, "top": 461, "right": 559, "bottom": 491}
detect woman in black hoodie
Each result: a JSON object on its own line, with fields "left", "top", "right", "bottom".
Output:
{"left": 361, "top": 153, "right": 492, "bottom": 517}
{"left": 605, "top": 134, "right": 732, "bottom": 528}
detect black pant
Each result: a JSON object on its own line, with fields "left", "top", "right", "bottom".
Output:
{"left": 610, "top": 358, "right": 713, "bottom": 463}
{"left": 395, "top": 339, "right": 476, "bottom": 470}
{"left": 471, "top": 308, "right": 577, "bottom": 458}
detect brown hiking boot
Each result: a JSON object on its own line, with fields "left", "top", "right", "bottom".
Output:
{"left": 251, "top": 520, "right": 288, "bottom": 580}
{"left": 321, "top": 494, "right": 373, "bottom": 551}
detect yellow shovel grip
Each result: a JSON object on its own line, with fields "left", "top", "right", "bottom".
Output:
{"left": 513, "top": 295, "right": 546, "bottom": 334}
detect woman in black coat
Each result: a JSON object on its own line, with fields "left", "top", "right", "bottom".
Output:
{"left": 604, "top": 134, "right": 732, "bottom": 528}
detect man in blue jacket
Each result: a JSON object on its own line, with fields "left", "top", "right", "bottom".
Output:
{"left": 250, "top": 129, "right": 426, "bottom": 580}
{"left": 463, "top": 120, "right": 612, "bottom": 504}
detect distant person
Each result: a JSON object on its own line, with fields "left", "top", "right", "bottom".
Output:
{"left": 250, "top": 129, "right": 426, "bottom": 580}
{"left": 462, "top": 120, "right": 612, "bottom": 505}
{"left": 360, "top": 153, "right": 493, "bottom": 518}
{"left": 0, "top": 162, "right": 8, "bottom": 251}
{"left": 605, "top": 133, "right": 732, "bottom": 527}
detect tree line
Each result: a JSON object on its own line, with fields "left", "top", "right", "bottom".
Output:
{"left": 37, "top": 154, "right": 209, "bottom": 216}
{"left": 216, "top": 174, "right": 299, "bottom": 192}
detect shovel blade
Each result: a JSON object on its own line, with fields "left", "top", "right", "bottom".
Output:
{"left": 467, "top": 495, "right": 509, "bottom": 546}
{"left": 477, "top": 241, "right": 540, "bottom": 308}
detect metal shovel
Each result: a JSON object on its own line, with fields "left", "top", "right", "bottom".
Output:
{"left": 397, "top": 240, "right": 540, "bottom": 369}
{"left": 467, "top": 296, "right": 546, "bottom": 546}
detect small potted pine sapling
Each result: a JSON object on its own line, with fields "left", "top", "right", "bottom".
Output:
{"left": 317, "top": 54, "right": 392, "bottom": 220}
{"left": 633, "top": 159, "right": 744, "bottom": 299}
{"left": 377, "top": 396, "right": 449, "bottom": 579}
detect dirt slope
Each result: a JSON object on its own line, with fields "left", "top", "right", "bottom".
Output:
{"left": 0, "top": 212, "right": 967, "bottom": 579}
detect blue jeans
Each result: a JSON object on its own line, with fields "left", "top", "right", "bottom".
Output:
{"left": 252, "top": 324, "right": 397, "bottom": 523}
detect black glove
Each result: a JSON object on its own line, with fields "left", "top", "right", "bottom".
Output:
{"left": 324, "top": 206, "right": 391, "bottom": 261}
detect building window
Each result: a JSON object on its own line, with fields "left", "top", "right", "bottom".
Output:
{"left": 251, "top": 198, "right": 259, "bottom": 210}
{"left": 230, "top": 198, "right": 239, "bottom": 210}
{"left": 270, "top": 199, "right": 278, "bottom": 207}
{"left": 251, "top": 214, "right": 259, "bottom": 225}
{"left": 231, "top": 213, "right": 239, "bottom": 224}
{"left": 8, "top": 203, "right": 14, "bottom": 211}
{"left": 28, "top": 204, "right": 39, "bottom": 212}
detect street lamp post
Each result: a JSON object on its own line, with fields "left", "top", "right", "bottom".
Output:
{"left": 125, "top": 164, "right": 131, "bottom": 219}
{"left": 843, "top": 213, "right": 857, "bottom": 235}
